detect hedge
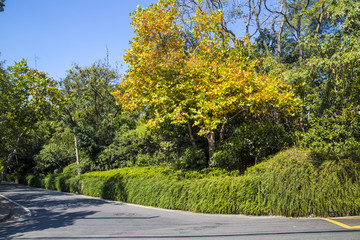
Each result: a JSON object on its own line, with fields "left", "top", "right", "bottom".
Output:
{"left": 23, "top": 148, "right": 360, "bottom": 217}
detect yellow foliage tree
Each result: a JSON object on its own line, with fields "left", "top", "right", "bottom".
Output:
{"left": 113, "top": 0, "right": 300, "bottom": 164}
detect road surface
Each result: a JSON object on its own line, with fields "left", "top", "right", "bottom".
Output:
{"left": 1, "top": 182, "right": 359, "bottom": 239}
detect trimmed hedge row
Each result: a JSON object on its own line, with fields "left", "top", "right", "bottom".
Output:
{"left": 23, "top": 148, "right": 360, "bottom": 217}
{"left": 24, "top": 173, "right": 81, "bottom": 193}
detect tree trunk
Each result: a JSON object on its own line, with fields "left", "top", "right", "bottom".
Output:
{"left": 220, "top": 123, "right": 226, "bottom": 142}
{"left": 246, "top": 0, "right": 252, "bottom": 36}
{"left": 295, "top": 6, "right": 303, "bottom": 61}
{"left": 297, "top": 20, "right": 303, "bottom": 61}
{"left": 252, "top": 0, "right": 270, "bottom": 54}
{"left": 264, "top": 0, "right": 286, "bottom": 61}
{"left": 206, "top": 130, "right": 216, "bottom": 168}
{"left": 187, "top": 120, "right": 197, "bottom": 148}
{"left": 315, "top": 2, "right": 325, "bottom": 35}
{"left": 276, "top": 0, "right": 286, "bottom": 61}
{"left": 74, "top": 134, "right": 80, "bottom": 176}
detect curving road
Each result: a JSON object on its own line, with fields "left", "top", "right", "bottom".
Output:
{"left": 0, "top": 182, "right": 359, "bottom": 240}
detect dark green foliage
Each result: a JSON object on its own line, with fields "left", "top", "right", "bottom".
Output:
{"left": 176, "top": 147, "right": 207, "bottom": 170}
{"left": 34, "top": 142, "right": 75, "bottom": 174}
{"left": 4, "top": 164, "right": 29, "bottom": 184}
{"left": 24, "top": 172, "right": 79, "bottom": 193}
{"left": 300, "top": 111, "right": 360, "bottom": 160}
{"left": 55, "top": 175, "right": 70, "bottom": 192}
{"left": 97, "top": 123, "right": 160, "bottom": 170}
{"left": 97, "top": 121, "right": 192, "bottom": 170}
{"left": 211, "top": 122, "right": 294, "bottom": 171}
{"left": 0, "top": 0, "right": 5, "bottom": 12}
{"left": 26, "top": 174, "right": 42, "bottom": 188}
{"left": 2, "top": 120, "right": 57, "bottom": 181}
{"left": 43, "top": 173, "right": 57, "bottom": 190}
{"left": 61, "top": 61, "right": 120, "bottom": 168}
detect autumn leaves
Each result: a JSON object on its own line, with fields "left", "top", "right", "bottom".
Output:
{"left": 113, "top": 0, "right": 299, "bottom": 160}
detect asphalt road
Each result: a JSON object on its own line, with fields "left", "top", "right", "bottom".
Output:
{"left": 0, "top": 182, "right": 359, "bottom": 240}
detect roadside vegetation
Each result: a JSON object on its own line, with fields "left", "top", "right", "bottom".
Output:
{"left": 1, "top": 0, "right": 360, "bottom": 217}
{"left": 18, "top": 148, "right": 360, "bottom": 217}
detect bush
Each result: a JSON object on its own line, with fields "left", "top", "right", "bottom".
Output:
{"left": 4, "top": 164, "right": 31, "bottom": 184}
{"left": 34, "top": 142, "right": 75, "bottom": 174}
{"left": 66, "top": 176, "right": 81, "bottom": 193}
{"left": 55, "top": 175, "right": 69, "bottom": 192}
{"left": 246, "top": 148, "right": 360, "bottom": 216}
{"left": 26, "top": 174, "right": 42, "bottom": 188}
{"left": 63, "top": 163, "right": 80, "bottom": 177}
{"left": 211, "top": 121, "right": 294, "bottom": 171}
{"left": 176, "top": 147, "right": 207, "bottom": 170}
{"left": 300, "top": 112, "right": 360, "bottom": 160}
{"left": 22, "top": 148, "right": 360, "bottom": 217}
{"left": 77, "top": 149, "right": 360, "bottom": 217}
{"left": 43, "top": 173, "right": 57, "bottom": 190}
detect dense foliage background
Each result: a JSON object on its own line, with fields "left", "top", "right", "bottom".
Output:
{"left": 1, "top": 0, "right": 359, "bottom": 216}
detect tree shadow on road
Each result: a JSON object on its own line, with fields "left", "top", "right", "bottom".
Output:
{"left": 0, "top": 182, "right": 115, "bottom": 239}
{"left": 0, "top": 208, "right": 98, "bottom": 239}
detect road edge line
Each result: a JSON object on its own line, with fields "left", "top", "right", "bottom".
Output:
{"left": 0, "top": 194, "right": 32, "bottom": 217}
{"left": 323, "top": 218, "right": 360, "bottom": 229}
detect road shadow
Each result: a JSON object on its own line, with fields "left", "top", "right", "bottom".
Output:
{"left": 0, "top": 182, "right": 119, "bottom": 209}
{"left": 0, "top": 182, "right": 112, "bottom": 239}
{"left": 0, "top": 208, "right": 98, "bottom": 239}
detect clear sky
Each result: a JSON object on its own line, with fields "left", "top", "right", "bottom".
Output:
{"left": 0, "top": 0, "right": 156, "bottom": 80}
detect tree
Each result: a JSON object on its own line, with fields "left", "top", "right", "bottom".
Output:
{"left": 114, "top": 0, "right": 300, "bottom": 165}
{"left": 0, "top": 0, "right": 5, "bottom": 12}
{"left": 0, "top": 60, "right": 61, "bottom": 182}
{"left": 61, "top": 61, "right": 120, "bottom": 170}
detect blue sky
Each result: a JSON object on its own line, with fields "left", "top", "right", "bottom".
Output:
{"left": 0, "top": 0, "right": 156, "bottom": 80}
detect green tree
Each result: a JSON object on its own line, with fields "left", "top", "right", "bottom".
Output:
{"left": 0, "top": 60, "right": 61, "bottom": 182}
{"left": 295, "top": 0, "right": 360, "bottom": 153}
{"left": 61, "top": 61, "right": 120, "bottom": 171}
{"left": 33, "top": 122, "right": 75, "bottom": 174}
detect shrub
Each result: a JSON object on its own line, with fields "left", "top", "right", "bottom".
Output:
{"left": 34, "top": 142, "right": 75, "bottom": 174}
{"left": 55, "top": 175, "right": 69, "bottom": 192}
{"left": 246, "top": 148, "right": 360, "bottom": 216}
{"left": 77, "top": 149, "right": 360, "bottom": 217}
{"left": 23, "top": 148, "right": 360, "bottom": 217}
{"left": 63, "top": 163, "right": 80, "bottom": 177}
{"left": 26, "top": 174, "right": 42, "bottom": 188}
{"left": 176, "top": 147, "right": 207, "bottom": 170}
{"left": 43, "top": 173, "right": 57, "bottom": 190}
{"left": 300, "top": 113, "right": 360, "bottom": 160}
{"left": 66, "top": 176, "right": 81, "bottom": 193}
{"left": 211, "top": 121, "right": 294, "bottom": 171}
